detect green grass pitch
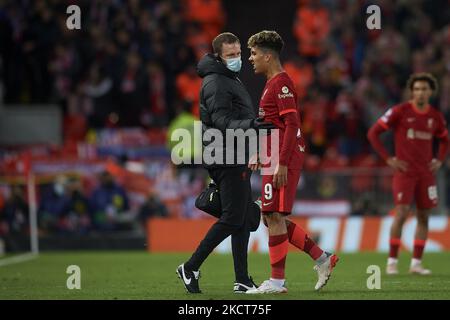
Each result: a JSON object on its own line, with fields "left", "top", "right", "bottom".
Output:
{"left": 1, "top": 251, "right": 449, "bottom": 299}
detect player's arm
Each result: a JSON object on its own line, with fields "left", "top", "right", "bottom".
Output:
{"left": 273, "top": 111, "right": 298, "bottom": 188}
{"left": 367, "top": 107, "right": 408, "bottom": 172}
{"left": 205, "top": 81, "right": 274, "bottom": 132}
{"left": 204, "top": 81, "right": 253, "bottom": 130}
{"left": 430, "top": 115, "right": 449, "bottom": 173}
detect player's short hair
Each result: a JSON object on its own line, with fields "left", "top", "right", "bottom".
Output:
{"left": 247, "top": 30, "right": 284, "bottom": 55}
{"left": 407, "top": 73, "right": 439, "bottom": 93}
{"left": 212, "top": 32, "right": 240, "bottom": 56}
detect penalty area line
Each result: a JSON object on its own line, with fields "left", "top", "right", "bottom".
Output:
{"left": 0, "top": 252, "right": 38, "bottom": 267}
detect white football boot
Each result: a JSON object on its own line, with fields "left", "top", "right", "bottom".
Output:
{"left": 314, "top": 252, "right": 339, "bottom": 290}
{"left": 409, "top": 260, "right": 431, "bottom": 275}
{"left": 246, "top": 279, "right": 287, "bottom": 294}
{"left": 386, "top": 258, "right": 399, "bottom": 275}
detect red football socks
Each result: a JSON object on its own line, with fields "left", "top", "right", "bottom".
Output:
{"left": 287, "top": 222, "right": 323, "bottom": 260}
{"left": 389, "top": 238, "right": 401, "bottom": 258}
{"left": 413, "top": 239, "right": 426, "bottom": 260}
{"left": 269, "top": 233, "right": 288, "bottom": 279}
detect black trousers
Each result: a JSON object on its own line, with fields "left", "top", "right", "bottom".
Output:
{"left": 185, "top": 166, "right": 255, "bottom": 283}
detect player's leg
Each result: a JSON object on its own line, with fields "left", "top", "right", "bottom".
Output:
{"left": 387, "top": 174, "right": 415, "bottom": 274}
{"left": 283, "top": 167, "right": 339, "bottom": 290}
{"left": 409, "top": 175, "right": 437, "bottom": 275}
{"left": 178, "top": 167, "right": 248, "bottom": 293}
{"left": 285, "top": 219, "right": 325, "bottom": 261}
{"left": 386, "top": 204, "right": 410, "bottom": 274}
{"left": 409, "top": 208, "right": 431, "bottom": 274}
{"left": 231, "top": 169, "right": 258, "bottom": 293}
{"left": 247, "top": 175, "right": 289, "bottom": 294}
{"left": 266, "top": 211, "right": 289, "bottom": 284}
{"left": 262, "top": 216, "right": 328, "bottom": 263}
{"left": 247, "top": 211, "right": 289, "bottom": 294}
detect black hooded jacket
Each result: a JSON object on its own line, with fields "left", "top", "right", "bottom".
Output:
{"left": 197, "top": 53, "right": 257, "bottom": 168}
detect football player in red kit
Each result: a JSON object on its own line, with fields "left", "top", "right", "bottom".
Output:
{"left": 245, "top": 30, "right": 338, "bottom": 294}
{"left": 368, "top": 73, "right": 449, "bottom": 275}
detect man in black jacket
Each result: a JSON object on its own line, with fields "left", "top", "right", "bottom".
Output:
{"left": 176, "top": 32, "right": 274, "bottom": 293}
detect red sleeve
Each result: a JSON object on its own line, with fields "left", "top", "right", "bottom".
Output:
{"left": 379, "top": 106, "right": 400, "bottom": 129}
{"left": 367, "top": 122, "right": 390, "bottom": 161}
{"left": 279, "top": 112, "right": 299, "bottom": 166}
{"left": 437, "top": 136, "right": 449, "bottom": 161}
{"left": 273, "top": 78, "right": 299, "bottom": 166}
{"left": 435, "top": 113, "right": 449, "bottom": 139}
{"left": 435, "top": 113, "right": 449, "bottom": 161}
{"left": 274, "top": 80, "right": 297, "bottom": 116}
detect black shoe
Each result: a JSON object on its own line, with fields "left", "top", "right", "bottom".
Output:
{"left": 233, "top": 276, "right": 258, "bottom": 293}
{"left": 176, "top": 264, "right": 201, "bottom": 293}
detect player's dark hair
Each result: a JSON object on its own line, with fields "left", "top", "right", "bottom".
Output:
{"left": 247, "top": 30, "right": 284, "bottom": 55}
{"left": 212, "top": 32, "right": 240, "bottom": 56}
{"left": 407, "top": 73, "right": 439, "bottom": 94}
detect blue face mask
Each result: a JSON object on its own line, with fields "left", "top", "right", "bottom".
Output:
{"left": 224, "top": 56, "right": 242, "bottom": 72}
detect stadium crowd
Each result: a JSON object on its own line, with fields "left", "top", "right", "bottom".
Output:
{"left": 1, "top": 0, "right": 449, "bottom": 162}
{"left": 0, "top": 0, "right": 450, "bottom": 234}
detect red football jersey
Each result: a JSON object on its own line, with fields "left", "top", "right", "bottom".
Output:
{"left": 377, "top": 102, "right": 448, "bottom": 174}
{"left": 259, "top": 72, "right": 304, "bottom": 169}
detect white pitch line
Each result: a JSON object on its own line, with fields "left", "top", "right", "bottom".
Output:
{"left": 0, "top": 253, "right": 38, "bottom": 267}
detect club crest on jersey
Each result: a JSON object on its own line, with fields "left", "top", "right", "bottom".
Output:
{"left": 428, "top": 118, "right": 433, "bottom": 128}
{"left": 278, "top": 86, "right": 294, "bottom": 99}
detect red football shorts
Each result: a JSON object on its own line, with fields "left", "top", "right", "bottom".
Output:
{"left": 392, "top": 173, "right": 438, "bottom": 209}
{"left": 260, "top": 167, "right": 301, "bottom": 215}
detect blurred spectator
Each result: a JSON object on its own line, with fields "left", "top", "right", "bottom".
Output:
{"left": 59, "top": 179, "right": 92, "bottom": 234}
{"left": 138, "top": 192, "right": 168, "bottom": 225}
{"left": 283, "top": 58, "right": 314, "bottom": 102}
{"left": 144, "top": 62, "right": 168, "bottom": 127}
{"left": 84, "top": 64, "right": 117, "bottom": 128}
{"left": 0, "top": 185, "right": 29, "bottom": 235}
{"left": 185, "top": 22, "right": 211, "bottom": 61}
{"left": 175, "top": 66, "right": 202, "bottom": 118}
{"left": 301, "top": 88, "right": 329, "bottom": 157}
{"left": 89, "top": 171, "right": 130, "bottom": 231}
{"left": 38, "top": 175, "right": 70, "bottom": 233}
{"left": 117, "top": 51, "right": 149, "bottom": 127}
{"left": 182, "top": 0, "right": 225, "bottom": 42}
{"left": 293, "top": 0, "right": 330, "bottom": 61}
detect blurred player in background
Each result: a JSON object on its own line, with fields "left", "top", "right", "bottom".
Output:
{"left": 246, "top": 30, "right": 339, "bottom": 294}
{"left": 368, "top": 73, "right": 449, "bottom": 275}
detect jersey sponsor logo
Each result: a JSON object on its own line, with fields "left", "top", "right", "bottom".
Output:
{"left": 278, "top": 86, "right": 294, "bottom": 99}
{"left": 397, "top": 192, "right": 403, "bottom": 201}
{"left": 263, "top": 202, "right": 273, "bottom": 207}
{"left": 406, "top": 128, "right": 432, "bottom": 140}
{"left": 428, "top": 118, "right": 434, "bottom": 129}
{"left": 407, "top": 117, "right": 415, "bottom": 122}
